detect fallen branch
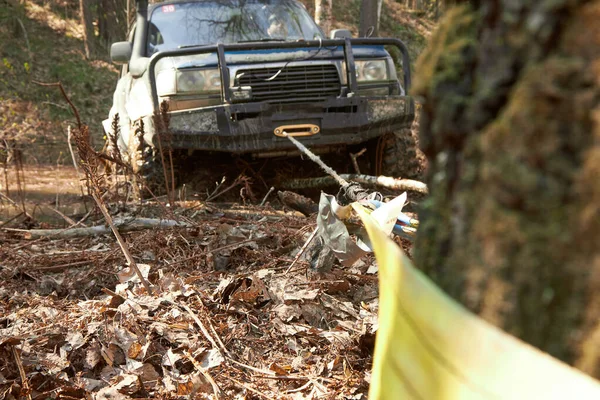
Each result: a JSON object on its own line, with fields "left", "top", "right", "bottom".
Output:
{"left": 280, "top": 174, "right": 428, "bottom": 194}
{"left": 4, "top": 217, "right": 190, "bottom": 239}
{"left": 277, "top": 190, "right": 319, "bottom": 217}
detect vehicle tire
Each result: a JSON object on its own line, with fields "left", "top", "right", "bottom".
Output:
{"left": 375, "top": 129, "right": 420, "bottom": 179}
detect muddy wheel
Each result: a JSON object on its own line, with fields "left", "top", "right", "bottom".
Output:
{"left": 374, "top": 129, "right": 420, "bottom": 179}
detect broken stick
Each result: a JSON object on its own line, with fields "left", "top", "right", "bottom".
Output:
{"left": 4, "top": 217, "right": 191, "bottom": 239}
{"left": 280, "top": 174, "right": 428, "bottom": 194}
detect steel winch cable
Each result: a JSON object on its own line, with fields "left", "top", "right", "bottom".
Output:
{"left": 283, "top": 133, "right": 378, "bottom": 204}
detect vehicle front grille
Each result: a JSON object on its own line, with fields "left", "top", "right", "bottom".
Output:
{"left": 235, "top": 64, "right": 341, "bottom": 103}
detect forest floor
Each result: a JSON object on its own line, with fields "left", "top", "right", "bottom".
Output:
{"left": 0, "top": 159, "right": 419, "bottom": 399}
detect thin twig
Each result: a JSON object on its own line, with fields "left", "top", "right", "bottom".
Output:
{"left": 67, "top": 125, "right": 87, "bottom": 199}
{"left": 228, "top": 359, "right": 335, "bottom": 385}
{"left": 350, "top": 148, "right": 367, "bottom": 175}
{"left": 1, "top": 140, "right": 10, "bottom": 198}
{"left": 206, "top": 176, "right": 226, "bottom": 200}
{"left": 285, "top": 380, "right": 313, "bottom": 394}
{"left": 34, "top": 260, "right": 91, "bottom": 272}
{"left": 281, "top": 174, "right": 429, "bottom": 194}
{"left": 180, "top": 303, "right": 230, "bottom": 357}
{"left": 92, "top": 192, "right": 153, "bottom": 295}
{"left": 206, "top": 174, "right": 246, "bottom": 202}
{"left": 48, "top": 206, "right": 78, "bottom": 227}
{"left": 260, "top": 186, "right": 275, "bottom": 206}
{"left": 0, "top": 211, "right": 23, "bottom": 228}
{"left": 12, "top": 346, "right": 32, "bottom": 400}
{"left": 42, "top": 101, "right": 69, "bottom": 110}
{"left": 226, "top": 375, "right": 275, "bottom": 400}
{"left": 205, "top": 312, "right": 230, "bottom": 360}
{"left": 14, "top": 17, "right": 32, "bottom": 69}
{"left": 182, "top": 350, "right": 221, "bottom": 399}
{"left": 33, "top": 81, "right": 82, "bottom": 130}
{"left": 0, "top": 191, "right": 18, "bottom": 206}
{"left": 284, "top": 227, "right": 318, "bottom": 275}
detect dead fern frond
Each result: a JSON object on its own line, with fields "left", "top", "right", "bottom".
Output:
{"left": 152, "top": 100, "right": 174, "bottom": 204}
{"left": 108, "top": 113, "right": 123, "bottom": 164}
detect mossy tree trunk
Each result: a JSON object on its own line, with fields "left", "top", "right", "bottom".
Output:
{"left": 413, "top": 1, "right": 600, "bottom": 378}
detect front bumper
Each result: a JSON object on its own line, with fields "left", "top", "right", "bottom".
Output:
{"left": 163, "top": 95, "right": 414, "bottom": 154}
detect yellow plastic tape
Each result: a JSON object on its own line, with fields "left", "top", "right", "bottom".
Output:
{"left": 352, "top": 203, "right": 600, "bottom": 400}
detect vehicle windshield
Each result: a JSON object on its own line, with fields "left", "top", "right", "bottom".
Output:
{"left": 147, "top": 0, "right": 324, "bottom": 55}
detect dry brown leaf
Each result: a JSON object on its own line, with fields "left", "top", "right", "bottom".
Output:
{"left": 200, "top": 348, "right": 224, "bottom": 369}
{"left": 230, "top": 276, "right": 270, "bottom": 306}
{"left": 284, "top": 287, "right": 320, "bottom": 301}
{"left": 176, "top": 373, "right": 212, "bottom": 397}
{"left": 319, "top": 330, "right": 353, "bottom": 348}
{"left": 320, "top": 293, "right": 359, "bottom": 319}
{"left": 95, "top": 373, "right": 139, "bottom": 399}
{"left": 135, "top": 363, "right": 160, "bottom": 391}
{"left": 273, "top": 304, "right": 303, "bottom": 322}
{"left": 84, "top": 341, "right": 102, "bottom": 370}
{"left": 37, "top": 352, "right": 69, "bottom": 375}
{"left": 127, "top": 342, "right": 143, "bottom": 359}
{"left": 101, "top": 343, "right": 126, "bottom": 367}
{"left": 268, "top": 362, "right": 289, "bottom": 375}
{"left": 272, "top": 318, "right": 309, "bottom": 336}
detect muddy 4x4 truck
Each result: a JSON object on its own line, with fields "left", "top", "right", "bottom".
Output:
{"left": 103, "top": 0, "right": 417, "bottom": 189}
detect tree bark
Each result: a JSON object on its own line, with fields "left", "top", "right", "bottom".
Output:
{"left": 79, "top": 0, "right": 96, "bottom": 59}
{"left": 359, "top": 0, "right": 379, "bottom": 37}
{"left": 98, "top": 0, "right": 127, "bottom": 46}
{"left": 314, "top": 0, "right": 333, "bottom": 36}
{"left": 413, "top": 1, "right": 600, "bottom": 378}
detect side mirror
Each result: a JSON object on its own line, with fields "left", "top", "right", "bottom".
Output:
{"left": 330, "top": 29, "right": 352, "bottom": 39}
{"left": 110, "top": 42, "right": 132, "bottom": 64}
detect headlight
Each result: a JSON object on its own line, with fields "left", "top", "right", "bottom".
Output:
{"left": 361, "top": 60, "right": 387, "bottom": 81}
{"left": 156, "top": 68, "right": 221, "bottom": 96}
{"left": 156, "top": 69, "right": 177, "bottom": 96}
{"left": 207, "top": 71, "right": 222, "bottom": 89}
{"left": 177, "top": 70, "right": 205, "bottom": 93}
{"left": 341, "top": 59, "right": 389, "bottom": 83}
{"left": 177, "top": 69, "right": 220, "bottom": 94}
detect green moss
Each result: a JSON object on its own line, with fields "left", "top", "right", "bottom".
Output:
{"left": 413, "top": 5, "right": 478, "bottom": 97}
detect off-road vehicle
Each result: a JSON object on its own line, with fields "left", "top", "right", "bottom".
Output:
{"left": 103, "top": 0, "right": 417, "bottom": 188}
